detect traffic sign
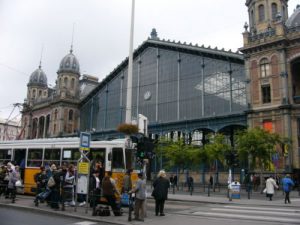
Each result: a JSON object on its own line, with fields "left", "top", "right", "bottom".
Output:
{"left": 80, "top": 132, "right": 91, "bottom": 151}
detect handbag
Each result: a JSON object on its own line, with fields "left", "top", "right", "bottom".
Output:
{"left": 120, "top": 193, "right": 130, "bottom": 206}
{"left": 47, "top": 176, "right": 56, "bottom": 188}
{"left": 263, "top": 188, "right": 267, "bottom": 193}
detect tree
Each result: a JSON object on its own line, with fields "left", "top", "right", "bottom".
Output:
{"left": 156, "top": 137, "right": 198, "bottom": 171}
{"left": 235, "top": 127, "right": 282, "bottom": 188}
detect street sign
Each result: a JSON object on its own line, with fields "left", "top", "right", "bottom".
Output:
{"left": 78, "top": 162, "right": 89, "bottom": 174}
{"left": 80, "top": 132, "right": 91, "bottom": 151}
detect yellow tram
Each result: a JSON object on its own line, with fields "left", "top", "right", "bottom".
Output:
{"left": 0, "top": 137, "right": 140, "bottom": 195}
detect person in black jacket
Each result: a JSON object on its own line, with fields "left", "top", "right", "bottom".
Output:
{"left": 152, "top": 170, "right": 170, "bottom": 216}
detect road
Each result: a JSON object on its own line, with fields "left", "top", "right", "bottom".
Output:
{"left": 1, "top": 198, "right": 300, "bottom": 225}
{"left": 147, "top": 199, "right": 300, "bottom": 225}
{"left": 0, "top": 207, "right": 108, "bottom": 225}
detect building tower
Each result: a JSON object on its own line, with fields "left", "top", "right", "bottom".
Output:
{"left": 51, "top": 47, "right": 81, "bottom": 136}
{"left": 241, "top": 0, "right": 300, "bottom": 171}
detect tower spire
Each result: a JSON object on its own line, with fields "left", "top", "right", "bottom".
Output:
{"left": 70, "top": 23, "right": 75, "bottom": 53}
{"left": 39, "top": 44, "right": 44, "bottom": 69}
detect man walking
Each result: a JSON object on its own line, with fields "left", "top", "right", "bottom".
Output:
{"left": 130, "top": 172, "right": 146, "bottom": 221}
{"left": 282, "top": 174, "right": 294, "bottom": 204}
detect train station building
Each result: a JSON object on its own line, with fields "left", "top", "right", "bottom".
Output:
{"left": 20, "top": 0, "right": 300, "bottom": 173}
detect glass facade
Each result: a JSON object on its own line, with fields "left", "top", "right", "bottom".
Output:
{"left": 80, "top": 42, "right": 246, "bottom": 134}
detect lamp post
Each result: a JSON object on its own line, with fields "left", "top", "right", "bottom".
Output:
{"left": 125, "top": 0, "right": 135, "bottom": 124}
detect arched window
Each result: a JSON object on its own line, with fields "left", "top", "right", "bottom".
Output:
{"left": 64, "top": 77, "right": 68, "bottom": 87}
{"left": 69, "top": 110, "right": 73, "bottom": 121}
{"left": 271, "top": 3, "right": 278, "bottom": 20}
{"left": 71, "top": 78, "right": 75, "bottom": 89}
{"left": 251, "top": 10, "right": 254, "bottom": 27}
{"left": 258, "top": 4, "right": 265, "bottom": 22}
{"left": 32, "top": 89, "right": 36, "bottom": 98}
{"left": 38, "top": 90, "right": 42, "bottom": 97}
{"left": 54, "top": 109, "right": 58, "bottom": 120}
{"left": 260, "top": 58, "right": 270, "bottom": 78}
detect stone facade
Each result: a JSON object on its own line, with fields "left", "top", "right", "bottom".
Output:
{"left": 20, "top": 48, "right": 98, "bottom": 139}
{"left": 241, "top": 0, "right": 300, "bottom": 171}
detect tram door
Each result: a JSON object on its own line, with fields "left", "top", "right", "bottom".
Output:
{"left": 14, "top": 149, "right": 26, "bottom": 180}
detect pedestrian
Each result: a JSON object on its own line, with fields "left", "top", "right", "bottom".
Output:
{"left": 0, "top": 165, "right": 8, "bottom": 198}
{"left": 102, "top": 171, "right": 122, "bottom": 216}
{"left": 173, "top": 175, "right": 178, "bottom": 190}
{"left": 90, "top": 170, "right": 101, "bottom": 215}
{"left": 49, "top": 164, "right": 61, "bottom": 210}
{"left": 188, "top": 176, "right": 194, "bottom": 192}
{"left": 209, "top": 175, "right": 213, "bottom": 187}
{"left": 6, "top": 163, "right": 20, "bottom": 203}
{"left": 282, "top": 174, "right": 294, "bottom": 204}
{"left": 152, "top": 170, "right": 170, "bottom": 216}
{"left": 265, "top": 176, "right": 278, "bottom": 201}
{"left": 130, "top": 172, "right": 146, "bottom": 221}
{"left": 33, "top": 166, "right": 48, "bottom": 206}
{"left": 63, "top": 164, "right": 75, "bottom": 206}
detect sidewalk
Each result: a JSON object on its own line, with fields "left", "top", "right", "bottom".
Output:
{"left": 1, "top": 189, "right": 299, "bottom": 225}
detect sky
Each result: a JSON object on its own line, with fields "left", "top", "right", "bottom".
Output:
{"left": 0, "top": 0, "right": 299, "bottom": 122}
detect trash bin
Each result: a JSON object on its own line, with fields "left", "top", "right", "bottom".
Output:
{"left": 229, "top": 181, "right": 240, "bottom": 199}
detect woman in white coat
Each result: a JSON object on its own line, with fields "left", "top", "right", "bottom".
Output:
{"left": 265, "top": 176, "right": 278, "bottom": 201}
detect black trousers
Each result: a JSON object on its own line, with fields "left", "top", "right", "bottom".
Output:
{"left": 284, "top": 191, "right": 291, "bottom": 203}
{"left": 104, "top": 195, "right": 120, "bottom": 216}
{"left": 155, "top": 199, "right": 165, "bottom": 215}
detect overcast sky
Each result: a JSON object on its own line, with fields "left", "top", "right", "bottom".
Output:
{"left": 0, "top": 0, "right": 299, "bottom": 122}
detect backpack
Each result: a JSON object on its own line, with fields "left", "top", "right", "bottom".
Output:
{"left": 47, "top": 176, "right": 56, "bottom": 188}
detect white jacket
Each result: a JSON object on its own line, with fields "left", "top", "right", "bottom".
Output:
{"left": 266, "top": 177, "right": 278, "bottom": 194}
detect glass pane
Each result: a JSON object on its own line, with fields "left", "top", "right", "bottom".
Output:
{"left": 27, "top": 149, "right": 43, "bottom": 167}
{"left": 44, "top": 148, "right": 60, "bottom": 167}
{"left": 112, "top": 147, "right": 124, "bottom": 169}
{"left": 62, "top": 148, "right": 80, "bottom": 166}
{"left": 0, "top": 149, "right": 12, "bottom": 164}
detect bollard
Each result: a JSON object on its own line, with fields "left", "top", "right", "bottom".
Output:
{"left": 208, "top": 184, "right": 210, "bottom": 197}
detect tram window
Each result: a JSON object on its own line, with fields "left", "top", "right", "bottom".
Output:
{"left": 0, "top": 149, "right": 12, "bottom": 165}
{"left": 62, "top": 148, "right": 80, "bottom": 166}
{"left": 44, "top": 148, "right": 60, "bottom": 167}
{"left": 27, "top": 149, "right": 43, "bottom": 167}
{"left": 112, "top": 148, "right": 124, "bottom": 169}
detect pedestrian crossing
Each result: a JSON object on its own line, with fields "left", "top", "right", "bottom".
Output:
{"left": 192, "top": 205, "right": 300, "bottom": 224}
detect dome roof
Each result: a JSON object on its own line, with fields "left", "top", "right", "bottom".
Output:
{"left": 286, "top": 5, "right": 300, "bottom": 27}
{"left": 28, "top": 65, "right": 48, "bottom": 87}
{"left": 57, "top": 49, "right": 80, "bottom": 75}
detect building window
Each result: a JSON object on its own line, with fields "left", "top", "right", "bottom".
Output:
{"left": 260, "top": 58, "right": 270, "bottom": 78}
{"left": 38, "top": 90, "right": 42, "bottom": 97}
{"left": 271, "top": 3, "right": 278, "bottom": 20}
{"left": 263, "top": 120, "right": 273, "bottom": 132}
{"left": 54, "top": 109, "right": 58, "bottom": 120}
{"left": 69, "top": 110, "right": 73, "bottom": 121}
{"left": 71, "top": 78, "right": 75, "bottom": 89}
{"left": 64, "top": 77, "right": 68, "bottom": 87}
{"left": 262, "top": 85, "right": 271, "bottom": 103}
{"left": 258, "top": 4, "right": 265, "bottom": 22}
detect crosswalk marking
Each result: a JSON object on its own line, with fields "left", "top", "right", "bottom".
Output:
{"left": 223, "top": 205, "right": 300, "bottom": 212}
{"left": 211, "top": 208, "right": 298, "bottom": 216}
{"left": 192, "top": 212, "right": 300, "bottom": 224}
{"left": 73, "top": 221, "right": 98, "bottom": 225}
{"left": 191, "top": 204, "right": 300, "bottom": 224}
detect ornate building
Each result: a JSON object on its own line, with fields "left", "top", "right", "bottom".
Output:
{"left": 20, "top": 47, "right": 98, "bottom": 139}
{"left": 241, "top": 0, "right": 300, "bottom": 171}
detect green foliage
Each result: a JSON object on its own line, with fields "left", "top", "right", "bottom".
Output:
{"left": 235, "top": 127, "right": 282, "bottom": 171}
{"left": 156, "top": 137, "right": 198, "bottom": 170}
